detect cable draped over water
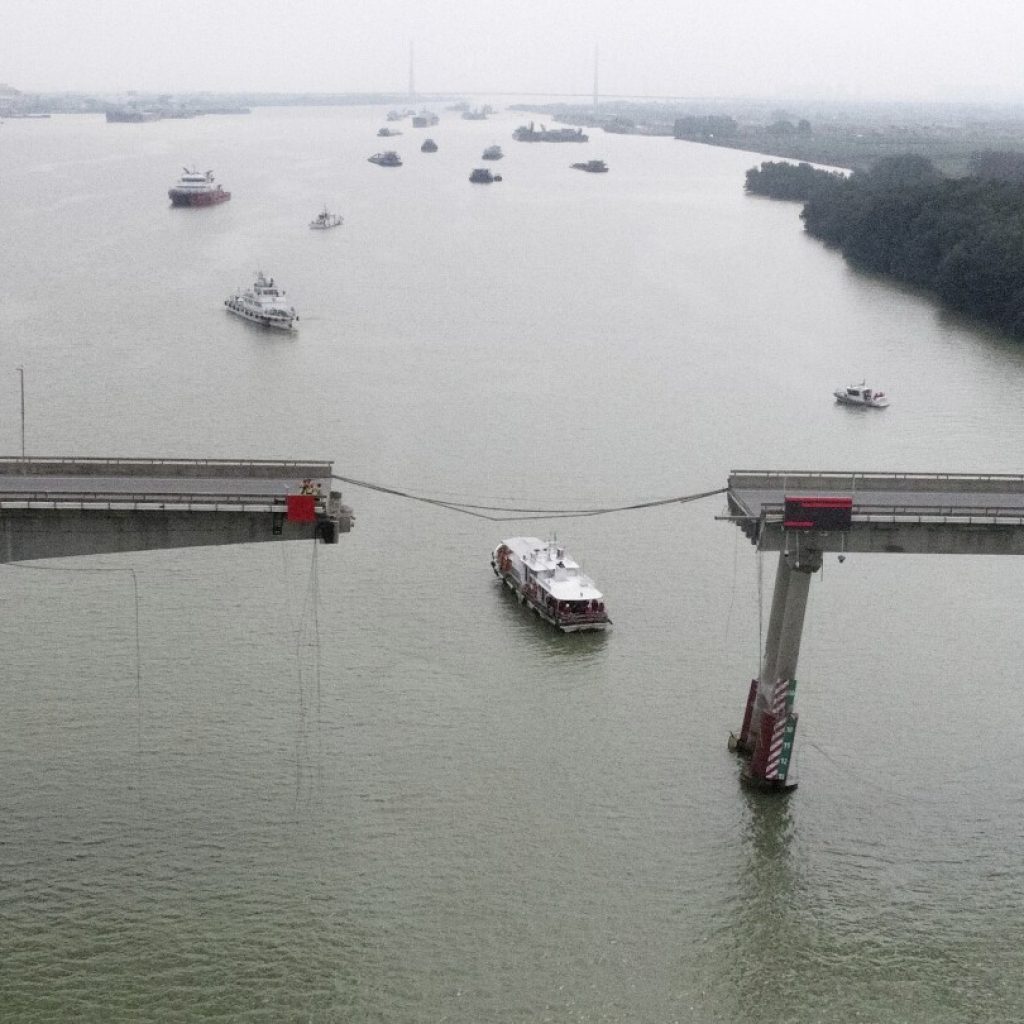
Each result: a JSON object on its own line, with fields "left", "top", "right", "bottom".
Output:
{"left": 3, "top": 561, "right": 142, "bottom": 692}
{"left": 330, "top": 475, "right": 727, "bottom": 521}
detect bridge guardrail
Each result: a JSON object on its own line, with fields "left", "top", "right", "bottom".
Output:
{"left": 0, "top": 491, "right": 323, "bottom": 513}
{"left": 729, "top": 470, "right": 1024, "bottom": 493}
{"left": 755, "top": 502, "right": 1024, "bottom": 526}
{"left": 0, "top": 458, "right": 333, "bottom": 479}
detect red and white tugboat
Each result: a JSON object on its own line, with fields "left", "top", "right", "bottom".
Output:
{"left": 491, "top": 537, "right": 611, "bottom": 632}
{"left": 168, "top": 167, "right": 231, "bottom": 206}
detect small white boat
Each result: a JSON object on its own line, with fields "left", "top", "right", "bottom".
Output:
{"left": 491, "top": 538, "right": 611, "bottom": 632}
{"left": 309, "top": 206, "right": 343, "bottom": 230}
{"left": 834, "top": 382, "right": 889, "bottom": 408}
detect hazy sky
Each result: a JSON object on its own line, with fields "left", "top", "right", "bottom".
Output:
{"left": 5, "top": 0, "right": 1024, "bottom": 103}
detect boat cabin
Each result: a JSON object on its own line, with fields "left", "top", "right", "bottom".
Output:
{"left": 492, "top": 537, "right": 609, "bottom": 629}
{"left": 834, "top": 381, "right": 889, "bottom": 407}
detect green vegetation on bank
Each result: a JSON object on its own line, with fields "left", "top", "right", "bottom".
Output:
{"left": 744, "top": 160, "right": 846, "bottom": 201}
{"left": 746, "top": 154, "right": 1024, "bottom": 338}
{"left": 671, "top": 108, "right": 1024, "bottom": 177}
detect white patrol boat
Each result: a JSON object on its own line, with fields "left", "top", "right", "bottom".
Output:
{"left": 491, "top": 537, "right": 611, "bottom": 632}
{"left": 224, "top": 272, "right": 298, "bottom": 330}
{"left": 309, "top": 206, "right": 343, "bottom": 230}
{"left": 834, "top": 381, "right": 889, "bottom": 408}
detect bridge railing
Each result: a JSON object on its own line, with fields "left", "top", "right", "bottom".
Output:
{"left": 755, "top": 501, "right": 1024, "bottom": 526}
{"left": 729, "top": 470, "right": 1024, "bottom": 494}
{"left": 0, "top": 491, "right": 324, "bottom": 513}
{"left": 0, "top": 457, "right": 333, "bottom": 479}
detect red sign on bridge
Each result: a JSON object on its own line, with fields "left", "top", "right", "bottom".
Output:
{"left": 783, "top": 495, "right": 853, "bottom": 531}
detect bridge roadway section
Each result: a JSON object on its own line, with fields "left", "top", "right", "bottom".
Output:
{"left": 0, "top": 457, "right": 354, "bottom": 563}
{"left": 727, "top": 470, "right": 1024, "bottom": 555}
{"left": 723, "top": 471, "right": 1024, "bottom": 791}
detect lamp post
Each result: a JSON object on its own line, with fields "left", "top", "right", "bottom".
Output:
{"left": 16, "top": 366, "right": 25, "bottom": 458}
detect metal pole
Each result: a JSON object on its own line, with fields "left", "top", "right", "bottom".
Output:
{"left": 16, "top": 366, "right": 25, "bottom": 458}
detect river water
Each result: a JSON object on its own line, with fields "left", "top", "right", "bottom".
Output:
{"left": 2, "top": 105, "right": 1023, "bottom": 1023}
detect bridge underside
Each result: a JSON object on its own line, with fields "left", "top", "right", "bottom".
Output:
{"left": 740, "top": 519, "right": 1024, "bottom": 556}
{"left": 0, "top": 508, "right": 334, "bottom": 562}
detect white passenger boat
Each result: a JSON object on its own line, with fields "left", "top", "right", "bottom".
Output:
{"left": 224, "top": 271, "right": 298, "bottom": 330}
{"left": 491, "top": 537, "right": 611, "bottom": 632}
{"left": 167, "top": 167, "right": 231, "bottom": 206}
{"left": 833, "top": 382, "right": 889, "bottom": 408}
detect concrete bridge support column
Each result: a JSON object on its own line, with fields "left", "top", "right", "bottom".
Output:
{"left": 730, "top": 546, "right": 822, "bottom": 791}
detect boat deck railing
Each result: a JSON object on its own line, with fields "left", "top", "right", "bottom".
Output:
{"left": 557, "top": 609, "right": 611, "bottom": 625}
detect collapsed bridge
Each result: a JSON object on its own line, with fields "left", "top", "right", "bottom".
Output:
{"left": 0, "top": 457, "right": 354, "bottom": 562}
{"left": 722, "top": 470, "right": 1024, "bottom": 790}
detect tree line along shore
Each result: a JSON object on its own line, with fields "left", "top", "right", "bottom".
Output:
{"left": 745, "top": 152, "right": 1024, "bottom": 340}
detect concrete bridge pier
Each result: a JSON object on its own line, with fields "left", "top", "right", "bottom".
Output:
{"left": 730, "top": 546, "right": 822, "bottom": 791}
{"left": 723, "top": 468, "right": 1024, "bottom": 787}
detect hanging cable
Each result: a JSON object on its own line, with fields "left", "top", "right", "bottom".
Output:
{"left": 310, "top": 538, "right": 324, "bottom": 800}
{"left": 330, "top": 474, "right": 726, "bottom": 521}
{"left": 756, "top": 525, "right": 765, "bottom": 675}
{"left": 292, "top": 537, "right": 325, "bottom": 816}
{"left": 723, "top": 525, "right": 740, "bottom": 644}
{"left": 799, "top": 734, "right": 949, "bottom": 809}
{"left": 3, "top": 561, "right": 143, "bottom": 697}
